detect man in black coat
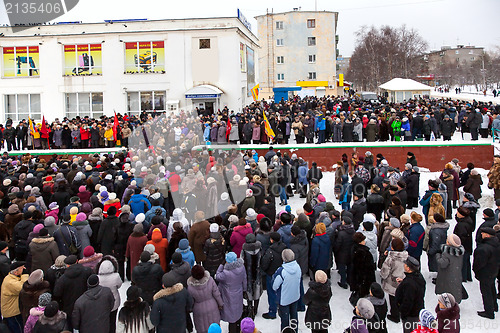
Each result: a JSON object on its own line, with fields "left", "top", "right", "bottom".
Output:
{"left": 259, "top": 196, "right": 276, "bottom": 224}
{"left": 405, "top": 167, "right": 420, "bottom": 209}
{"left": 132, "top": 251, "right": 164, "bottom": 305}
{"left": 97, "top": 206, "right": 119, "bottom": 256}
{"left": 350, "top": 232, "right": 376, "bottom": 303}
{"left": 72, "top": 274, "right": 114, "bottom": 333}
{"left": 0, "top": 241, "right": 11, "bottom": 287}
{"left": 454, "top": 208, "right": 474, "bottom": 282}
{"left": 306, "top": 162, "right": 323, "bottom": 184}
{"left": 333, "top": 217, "right": 355, "bottom": 289}
{"left": 53, "top": 255, "right": 92, "bottom": 331}
{"left": 349, "top": 194, "right": 367, "bottom": 230}
{"left": 466, "top": 108, "right": 482, "bottom": 140}
{"left": 473, "top": 227, "right": 500, "bottom": 319}
{"left": 261, "top": 232, "right": 286, "bottom": 319}
{"left": 395, "top": 257, "right": 426, "bottom": 333}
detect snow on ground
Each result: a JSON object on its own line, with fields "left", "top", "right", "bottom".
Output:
{"left": 116, "top": 166, "right": 500, "bottom": 332}
{"left": 431, "top": 90, "right": 500, "bottom": 104}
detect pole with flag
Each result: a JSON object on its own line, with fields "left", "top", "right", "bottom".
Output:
{"left": 28, "top": 117, "right": 35, "bottom": 149}
{"left": 40, "top": 115, "right": 50, "bottom": 150}
{"left": 251, "top": 84, "right": 259, "bottom": 102}
{"left": 112, "top": 111, "right": 119, "bottom": 142}
{"left": 262, "top": 110, "right": 275, "bottom": 140}
{"left": 226, "top": 117, "right": 232, "bottom": 141}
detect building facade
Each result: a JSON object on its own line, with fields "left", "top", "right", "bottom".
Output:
{"left": 0, "top": 17, "right": 259, "bottom": 122}
{"left": 255, "top": 10, "right": 338, "bottom": 99}
{"left": 426, "top": 45, "right": 484, "bottom": 72}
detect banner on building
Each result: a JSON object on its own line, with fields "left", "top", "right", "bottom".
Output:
{"left": 3, "top": 46, "right": 40, "bottom": 77}
{"left": 64, "top": 44, "right": 102, "bottom": 76}
{"left": 251, "top": 84, "right": 259, "bottom": 102}
{"left": 240, "top": 43, "right": 247, "bottom": 73}
{"left": 246, "top": 46, "right": 255, "bottom": 97}
{"left": 125, "top": 41, "right": 165, "bottom": 73}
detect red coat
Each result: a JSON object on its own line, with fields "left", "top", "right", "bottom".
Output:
{"left": 230, "top": 224, "right": 253, "bottom": 257}
{"left": 411, "top": 325, "right": 438, "bottom": 333}
{"left": 168, "top": 173, "right": 181, "bottom": 192}
{"left": 103, "top": 199, "right": 121, "bottom": 217}
{"left": 126, "top": 233, "right": 148, "bottom": 272}
{"left": 80, "top": 127, "right": 90, "bottom": 140}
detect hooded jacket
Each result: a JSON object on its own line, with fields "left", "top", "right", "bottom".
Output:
{"left": 380, "top": 250, "right": 408, "bottom": 296}
{"left": 203, "top": 232, "right": 226, "bottom": 277}
{"left": 230, "top": 224, "right": 253, "bottom": 257}
{"left": 289, "top": 231, "right": 309, "bottom": 275}
{"left": 187, "top": 272, "right": 222, "bottom": 333}
{"left": 72, "top": 285, "right": 115, "bottom": 333}
{"left": 272, "top": 260, "right": 302, "bottom": 306}
{"left": 33, "top": 311, "right": 68, "bottom": 333}
{"left": 241, "top": 239, "right": 263, "bottom": 301}
{"left": 97, "top": 257, "right": 122, "bottom": 311}
{"left": 310, "top": 233, "right": 331, "bottom": 272}
{"left": 146, "top": 229, "right": 168, "bottom": 271}
{"left": 151, "top": 283, "right": 193, "bottom": 333}
{"left": 29, "top": 236, "right": 59, "bottom": 273}
{"left": 304, "top": 280, "right": 332, "bottom": 328}
{"left": 436, "top": 244, "right": 465, "bottom": 303}
{"left": 131, "top": 261, "right": 164, "bottom": 305}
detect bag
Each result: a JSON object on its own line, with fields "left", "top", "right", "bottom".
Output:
{"left": 242, "top": 301, "right": 255, "bottom": 319}
{"left": 59, "top": 226, "right": 79, "bottom": 255}
{"left": 297, "top": 128, "right": 304, "bottom": 137}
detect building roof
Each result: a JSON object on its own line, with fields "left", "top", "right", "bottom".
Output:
{"left": 379, "top": 78, "right": 431, "bottom": 91}
{"left": 255, "top": 10, "right": 338, "bottom": 18}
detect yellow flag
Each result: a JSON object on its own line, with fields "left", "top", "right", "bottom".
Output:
{"left": 28, "top": 118, "right": 35, "bottom": 136}
{"left": 251, "top": 84, "right": 259, "bottom": 102}
{"left": 263, "top": 110, "right": 275, "bottom": 139}
{"left": 339, "top": 74, "right": 344, "bottom": 87}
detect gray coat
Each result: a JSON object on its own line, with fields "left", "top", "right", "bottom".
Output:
{"left": 187, "top": 271, "right": 223, "bottom": 333}
{"left": 72, "top": 285, "right": 114, "bottom": 333}
{"left": 217, "top": 125, "right": 227, "bottom": 143}
{"left": 53, "top": 129, "right": 63, "bottom": 147}
{"left": 72, "top": 220, "right": 92, "bottom": 257}
{"left": 380, "top": 250, "right": 408, "bottom": 296}
{"left": 435, "top": 244, "right": 465, "bottom": 303}
{"left": 216, "top": 258, "right": 247, "bottom": 323}
{"left": 228, "top": 123, "right": 239, "bottom": 141}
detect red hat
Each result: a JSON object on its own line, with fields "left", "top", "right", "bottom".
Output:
{"left": 46, "top": 176, "right": 53, "bottom": 182}
{"left": 83, "top": 246, "right": 95, "bottom": 257}
{"left": 257, "top": 214, "right": 265, "bottom": 223}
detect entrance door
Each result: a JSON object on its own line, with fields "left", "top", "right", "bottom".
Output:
{"left": 205, "top": 102, "right": 214, "bottom": 114}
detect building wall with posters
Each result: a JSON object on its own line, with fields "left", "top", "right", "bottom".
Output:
{"left": 255, "top": 9, "right": 338, "bottom": 99}
{"left": 0, "top": 17, "right": 258, "bottom": 122}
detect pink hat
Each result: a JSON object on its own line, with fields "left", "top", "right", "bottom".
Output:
{"left": 33, "top": 224, "right": 44, "bottom": 234}
{"left": 83, "top": 246, "right": 95, "bottom": 257}
{"left": 317, "top": 194, "right": 326, "bottom": 202}
{"left": 76, "top": 212, "right": 87, "bottom": 222}
{"left": 79, "top": 186, "right": 86, "bottom": 193}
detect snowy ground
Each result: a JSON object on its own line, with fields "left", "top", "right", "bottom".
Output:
{"left": 115, "top": 167, "right": 500, "bottom": 332}
{"left": 431, "top": 90, "right": 500, "bottom": 104}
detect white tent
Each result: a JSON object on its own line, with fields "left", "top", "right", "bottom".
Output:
{"left": 379, "top": 78, "right": 431, "bottom": 102}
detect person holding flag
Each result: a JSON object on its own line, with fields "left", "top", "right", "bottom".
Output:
{"left": 263, "top": 110, "right": 275, "bottom": 143}
{"left": 40, "top": 116, "right": 51, "bottom": 149}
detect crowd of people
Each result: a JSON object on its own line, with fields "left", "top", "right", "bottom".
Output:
{"left": 2, "top": 95, "right": 500, "bottom": 152}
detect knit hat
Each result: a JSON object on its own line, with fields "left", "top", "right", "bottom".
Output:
{"left": 83, "top": 246, "right": 95, "bottom": 257}
{"left": 79, "top": 185, "right": 86, "bottom": 193}
{"left": 245, "top": 233, "right": 256, "bottom": 244}
{"left": 389, "top": 218, "right": 400, "bottom": 228}
{"left": 246, "top": 208, "right": 257, "bottom": 220}
{"left": 61, "top": 215, "right": 71, "bottom": 224}
{"left": 75, "top": 212, "right": 86, "bottom": 222}
{"left": 245, "top": 189, "right": 253, "bottom": 198}
{"left": 221, "top": 192, "right": 229, "bottom": 201}
{"left": 317, "top": 194, "right": 326, "bottom": 202}
{"left": 87, "top": 274, "right": 99, "bottom": 288}
{"left": 38, "top": 292, "right": 52, "bottom": 307}
{"left": 210, "top": 223, "right": 219, "bottom": 233}
{"left": 405, "top": 256, "right": 420, "bottom": 271}
{"left": 44, "top": 301, "right": 59, "bottom": 318}
{"left": 162, "top": 274, "right": 177, "bottom": 288}
{"left": 133, "top": 224, "right": 143, "bottom": 234}
{"left": 33, "top": 224, "right": 44, "bottom": 234}
{"left": 447, "top": 234, "right": 461, "bottom": 247}
{"left": 207, "top": 323, "right": 222, "bottom": 333}
{"left": 191, "top": 265, "right": 205, "bottom": 280}
{"left": 48, "top": 202, "right": 59, "bottom": 210}
{"left": 226, "top": 252, "right": 237, "bottom": 264}
{"left": 280, "top": 212, "right": 292, "bottom": 224}
{"left": 370, "top": 282, "right": 385, "bottom": 299}
{"left": 240, "top": 317, "right": 256, "bottom": 333}
{"left": 54, "top": 255, "right": 67, "bottom": 268}
{"left": 39, "top": 228, "right": 48, "bottom": 237}
{"left": 419, "top": 309, "right": 437, "bottom": 329}
{"left": 135, "top": 213, "right": 146, "bottom": 223}
{"left": 28, "top": 269, "right": 44, "bottom": 285}
{"left": 400, "top": 214, "right": 410, "bottom": 224}
{"left": 483, "top": 208, "right": 495, "bottom": 218}
{"left": 437, "top": 293, "right": 456, "bottom": 309}
{"left": 179, "top": 238, "right": 189, "bottom": 250}
{"left": 390, "top": 228, "right": 404, "bottom": 240}
{"left": 144, "top": 244, "right": 156, "bottom": 255}
{"left": 363, "top": 214, "right": 376, "bottom": 224}
{"left": 356, "top": 298, "right": 375, "bottom": 319}
{"left": 315, "top": 270, "right": 327, "bottom": 284}
{"left": 121, "top": 205, "right": 131, "bottom": 214}
{"left": 315, "top": 222, "right": 326, "bottom": 235}
{"left": 391, "top": 238, "right": 405, "bottom": 251}
{"left": 126, "top": 285, "right": 141, "bottom": 301}
{"left": 140, "top": 251, "right": 151, "bottom": 263}
{"left": 64, "top": 255, "right": 78, "bottom": 265}
{"left": 281, "top": 249, "right": 295, "bottom": 263}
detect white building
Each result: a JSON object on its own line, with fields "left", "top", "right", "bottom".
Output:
{"left": 0, "top": 16, "right": 259, "bottom": 122}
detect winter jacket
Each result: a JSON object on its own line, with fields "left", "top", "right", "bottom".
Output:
{"left": 453, "top": 216, "right": 474, "bottom": 254}
{"left": 367, "top": 193, "right": 385, "bottom": 222}
{"left": 310, "top": 233, "right": 331, "bottom": 272}
{"left": 147, "top": 229, "right": 168, "bottom": 271}
{"left": 406, "top": 222, "right": 425, "bottom": 260}
{"left": 241, "top": 240, "right": 263, "bottom": 301}
{"left": 165, "top": 260, "right": 191, "bottom": 288}
{"left": 427, "top": 222, "right": 450, "bottom": 272}
{"left": 0, "top": 273, "right": 29, "bottom": 318}
{"left": 13, "top": 219, "right": 34, "bottom": 257}
{"left": 289, "top": 231, "right": 309, "bottom": 275}
{"left": 187, "top": 271, "right": 223, "bottom": 333}
{"left": 361, "top": 230, "right": 378, "bottom": 264}
{"left": 33, "top": 311, "right": 68, "bottom": 333}
{"left": 272, "top": 260, "right": 302, "bottom": 306}
{"left": 188, "top": 220, "right": 210, "bottom": 262}
{"left": 464, "top": 174, "right": 482, "bottom": 201}
{"left": 261, "top": 240, "right": 287, "bottom": 276}
{"left": 435, "top": 303, "right": 460, "bottom": 333}
{"left": 476, "top": 216, "right": 497, "bottom": 244}
{"left": 473, "top": 236, "right": 500, "bottom": 280}
{"left": 29, "top": 236, "right": 59, "bottom": 273}
{"left": 230, "top": 224, "right": 253, "bottom": 257}
{"left": 72, "top": 285, "right": 114, "bottom": 333}
{"left": 334, "top": 224, "right": 355, "bottom": 264}
{"left": 395, "top": 271, "right": 426, "bottom": 319}
{"left": 131, "top": 261, "right": 163, "bottom": 305}
{"left": 125, "top": 232, "right": 148, "bottom": 272}
{"left": 24, "top": 306, "right": 45, "bottom": 333}
{"left": 405, "top": 172, "right": 420, "bottom": 199}
{"left": 380, "top": 250, "right": 408, "bottom": 296}
{"left": 72, "top": 220, "right": 92, "bottom": 257}
{"left": 97, "top": 216, "right": 119, "bottom": 256}
{"left": 304, "top": 280, "right": 332, "bottom": 330}
{"left": 217, "top": 259, "right": 247, "bottom": 323}
{"left": 436, "top": 244, "right": 465, "bottom": 303}
{"left": 117, "top": 298, "right": 154, "bottom": 333}
{"left": 53, "top": 264, "right": 92, "bottom": 321}
{"left": 97, "top": 257, "right": 123, "bottom": 311}
{"left": 350, "top": 198, "right": 367, "bottom": 229}
{"left": 350, "top": 243, "right": 376, "bottom": 297}
{"left": 128, "top": 194, "right": 151, "bottom": 216}
{"left": 78, "top": 253, "right": 103, "bottom": 272}
{"left": 19, "top": 280, "right": 50, "bottom": 322}
{"left": 203, "top": 232, "right": 226, "bottom": 277}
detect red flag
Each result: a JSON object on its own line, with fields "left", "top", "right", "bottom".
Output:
{"left": 226, "top": 118, "right": 232, "bottom": 140}
{"left": 40, "top": 116, "right": 51, "bottom": 150}
{"left": 113, "top": 112, "right": 119, "bottom": 141}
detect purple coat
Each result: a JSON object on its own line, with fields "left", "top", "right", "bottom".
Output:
{"left": 187, "top": 271, "right": 223, "bottom": 333}
{"left": 216, "top": 259, "right": 247, "bottom": 324}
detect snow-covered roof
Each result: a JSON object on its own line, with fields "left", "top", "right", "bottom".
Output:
{"left": 379, "top": 78, "right": 432, "bottom": 91}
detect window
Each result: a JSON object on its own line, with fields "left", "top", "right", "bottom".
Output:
{"left": 455, "top": 50, "right": 459, "bottom": 55}
{"left": 307, "top": 19, "right": 316, "bottom": 28}
{"left": 2, "top": 46, "right": 40, "bottom": 77}
{"left": 277, "top": 56, "right": 284, "bottom": 64}
{"left": 127, "top": 91, "right": 166, "bottom": 115}
{"left": 276, "top": 39, "right": 284, "bottom": 46}
{"left": 469, "top": 50, "right": 474, "bottom": 55}
{"left": 309, "top": 55, "right": 316, "bottom": 63}
{"left": 308, "top": 37, "right": 316, "bottom": 46}
{"left": 199, "top": 39, "right": 211, "bottom": 49}
{"left": 65, "top": 93, "right": 103, "bottom": 119}
{"left": 471, "top": 57, "right": 475, "bottom": 61}
{"left": 277, "top": 73, "right": 285, "bottom": 81}
{"left": 4, "top": 94, "right": 41, "bottom": 122}
{"left": 308, "top": 72, "right": 317, "bottom": 80}
{"left": 275, "top": 21, "right": 283, "bottom": 30}
{"left": 125, "top": 41, "right": 165, "bottom": 73}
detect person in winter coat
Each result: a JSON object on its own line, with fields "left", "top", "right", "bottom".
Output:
{"left": 19, "top": 269, "right": 51, "bottom": 323}
{"left": 261, "top": 232, "right": 287, "bottom": 319}
{"left": 476, "top": 209, "right": 497, "bottom": 244}
{"left": 175, "top": 238, "right": 196, "bottom": 267}
{"left": 125, "top": 224, "right": 148, "bottom": 274}
{"left": 24, "top": 292, "right": 51, "bottom": 333}
{"left": 202, "top": 223, "right": 226, "bottom": 277}
{"left": 309, "top": 223, "right": 331, "bottom": 276}
{"left": 453, "top": 207, "right": 474, "bottom": 282}
{"left": 435, "top": 235, "right": 464, "bottom": 304}
{"left": 1, "top": 262, "right": 28, "bottom": 333}
{"left": 350, "top": 232, "right": 376, "bottom": 303}
{"left": 366, "top": 282, "right": 388, "bottom": 333}
{"left": 290, "top": 224, "right": 309, "bottom": 286}
{"left": 427, "top": 213, "right": 449, "bottom": 273}
{"left": 78, "top": 246, "right": 103, "bottom": 272}
{"left": 361, "top": 220, "right": 378, "bottom": 264}
{"left": 146, "top": 228, "right": 168, "bottom": 272}
{"left": 72, "top": 213, "right": 92, "bottom": 258}
{"left": 347, "top": 298, "right": 376, "bottom": 333}
{"left": 334, "top": 217, "right": 355, "bottom": 289}
{"left": 350, "top": 194, "right": 368, "bottom": 230}
{"left": 43, "top": 216, "right": 59, "bottom": 237}
{"left": 96, "top": 256, "right": 123, "bottom": 333}
{"left": 419, "top": 181, "right": 439, "bottom": 225}
{"left": 97, "top": 207, "right": 119, "bottom": 256}
{"left": 411, "top": 309, "right": 439, "bottom": 333}
{"left": 13, "top": 212, "right": 35, "bottom": 261}
{"left": 395, "top": 257, "right": 426, "bottom": 333}
{"left": 367, "top": 185, "right": 385, "bottom": 222}
{"left": 187, "top": 265, "right": 223, "bottom": 333}
{"left": 381, "top": 238, "right": 408, "bottom": 323}
{"left": 216, "top": 252, "right": 247, "bottom": 332}
{"left": 44, "top": 255, "right": 66, "bottom": 293}
{"left": 88, "top": 208, "right": 103, "bottom": 250}
{"left": 303, "top": 270, "right": 332, "bottom": 333}
{"left": 29, "top": 228, "right": 59, "bottom": 274}
{"left": 117, "top": 285, "right": 154, "bottom": 333}
{"left": 52, "top": 255, "right": 92, "bottom": 330}
{"left": 72, "top": 274, "right": 114, "bottom": 333}
{"left": 241, "top": 234, "right": 263, "bottom": 318}
{"left": 188, "top": 211, "right": 210, "bottom": 263}
{"left": 464, "top": 169, "right": 482, "bottom": 201}
{"left": 230, "top": 219, "right": 253, "bottom": 258}
{"left": 32, "top": 301, "right": 68, "bottom": 333}
{"left": 164, "top": 252, "right": 191, "bottom": 288}
{"left": 131, "top": 251, "right": 163, "bottom": 305}
{"left": 435, "top": 293, "right": 460, "bottom": 333}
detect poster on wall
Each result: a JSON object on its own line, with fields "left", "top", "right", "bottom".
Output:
{"left": 240, "top": 43, "right": 247, "bottom": 73}
{"left": 246, "top": 46, "right": 255, "bottom": 97}
{"left": 3, "top": 46, "right": 40, "bottom": 77}
{"left": 64, "top": 44, "right": 102, "bottom": 76}
{"left": 125, "top": 41, "right": 165, "bottom": 73}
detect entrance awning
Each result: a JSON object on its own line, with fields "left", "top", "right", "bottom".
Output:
{"left": 185, "top": 85, "right": 223, "bottom": 99}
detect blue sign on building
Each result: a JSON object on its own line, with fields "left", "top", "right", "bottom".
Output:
{"left": 185, "top": 94, "right": 219, "bottom": 99}
{"left": 237, "top": 9, "right": 252, "bottom": 31}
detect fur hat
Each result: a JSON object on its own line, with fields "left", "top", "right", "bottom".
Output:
{"left": 389, "top": 218, "right": 401, "bottom": 228}
{"left": 54, "top": 255, "right": 67, "bottom": 268}
{"left": 400, "top": 214, "right": 410, "bottom": 224}
{"left": 483, "top": 208, "right": 495, "bottom": 218}
{"left": 191, "top": 265, "right": 205, "bottom": 280}
{"left": 315, "top": 270, "right": 327, "bottom": 284}
{"left": 135, "top": 213, "right": 145, "bottom": 223}
{"left": 246, "top": 208, "right": 257, "bottom": 220}
{"left": 447, "top": 234, "right": 461, "bottom": 247}
{"left": 28, "top": 269, "right": 44, "bottom": 285}
{"left": 281, "top": 249, "right": 295, "bottom": 263}
{"left": 390, "top": 228, "right": 404, "bottom": 239}
{"left": 356, "top": 298, "right": 375, "bottom": 319}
